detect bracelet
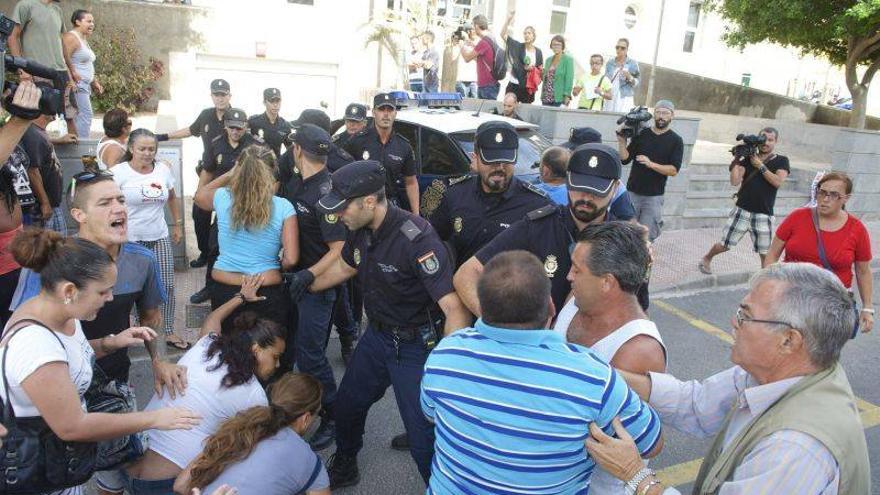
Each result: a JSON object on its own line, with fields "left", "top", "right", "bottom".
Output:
{"left": 862, "top": 308, "right": 875, "bottom": 314}
{"left": 639, "top": 478, "right": 662, "bottom": 495}
{"left": 100, "top": 333, "right": 116, "bottom": 354}
{"left": 234, "top": 293, "right": 247, "bottom": 303}
{"left": 625, "top": 468, "right": 655, "bottom": 495}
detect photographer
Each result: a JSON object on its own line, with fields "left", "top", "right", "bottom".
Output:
{"left": 617, "top": 100, "right": 683, "bottom": 241}
{"left": 700, "top": 127, "right": 789, "bottom": 273}
{"left": 459, "top": 14, "right": 500, "bottom": 100}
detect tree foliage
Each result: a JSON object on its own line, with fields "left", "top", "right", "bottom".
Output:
{"left": 90, "top": 26, "right": 164, "bottom": 113}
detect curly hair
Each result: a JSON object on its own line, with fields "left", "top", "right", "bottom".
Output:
{"left": 204, "top": 311, "right": 284, "bottom": 388}
{"left": 229, "top": 145, "right": 277, "bottom": 231}
{"left": 186, "top": 373, "right": 322, "bottom": 491}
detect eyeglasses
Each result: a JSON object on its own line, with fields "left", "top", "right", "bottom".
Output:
{"left": 735, "top": 307, "right": 792, "bottom": 329}
{"left": 69, "top": 169, "right": 114, "bottom": 200}
{"left": 817, "top": 189, "right": 844, "bottom": 201}
{"left": 615, "top": 45, "right": 628, "bottom": 50}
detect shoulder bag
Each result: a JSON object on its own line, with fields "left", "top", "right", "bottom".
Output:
{"left": 810, "top": 208, "right": 860, "bottom": 338}
{"left": 85, "top": 362, "right": 148, "bottom": 470}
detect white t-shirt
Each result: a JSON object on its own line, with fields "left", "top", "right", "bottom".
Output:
{"left": 112, "top": 161, "right": 176, "bottom": 242}
{"left": 144, "top": 335, "right": 267, "bottom": 469}
{"left": 0, "top": 320, "right": 94, "bottom": 417}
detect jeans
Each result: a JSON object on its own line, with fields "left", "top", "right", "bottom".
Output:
{"left": 456, "top": 81, "right": 478, "bottom": 98}
{"left": 121, "top": 472, "right": 175, "bottom": 495}
{"left": 295, "top": 289, "right": 338, "bottom": 409}
{"left": 335, "top": 324, "right": 435, "bottom": 482}
{"left": 477, "top": 82, "right": 500, "bottom": 100}
{"left": 73, "top": 83, "right": 92, "bottom": 138}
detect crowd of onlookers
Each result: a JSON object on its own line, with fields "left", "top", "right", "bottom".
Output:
{"left": 0, "top": 3, "right": 875, "bottom": 495}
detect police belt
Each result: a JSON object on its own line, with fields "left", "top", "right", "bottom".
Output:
{"left": 373, "top": 319, "right": 443, "bottom": 341}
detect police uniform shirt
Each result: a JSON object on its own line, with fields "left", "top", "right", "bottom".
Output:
{"left": 283, "top": 168, "right": 347, "bottom": 268}
{"left": 428, "top": 175, "right": 552, "bottom": 266}
{"left": 340, "top": 206, "right": 453, "bottom": 328}
{"left": 333, "top": 131, "right": 356, "bottom": 150}
{"left": 343, "top": 127, "right": 416, "bottom": 198}
{"left": 327, "top": 143, "right": 354, "bottom": 173}
{"left": 248, "top": 113, "right": 292, "bottom": 157}
{"left": 475, "top": 198, "right": 635, "bottom": 312}
{"left": 202, "top": 132, "right": 259, "bottom": 177}
{"left": 189, "top": 107, "right": 227, "bottom": 152}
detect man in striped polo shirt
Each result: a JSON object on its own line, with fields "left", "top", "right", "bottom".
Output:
{"left": 421, "top": 250, "right": 663, "bottom": 494}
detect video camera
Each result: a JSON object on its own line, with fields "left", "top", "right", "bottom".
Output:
{"left": 615, "top": 106, "right": 653, "bottom": 139}
{"left": 0, "top": 12, "right": 66, "bottom": 118}
{"left": 452, "top": 23, "right": 473, "bottom": 43}
{"left": 730, "top": 133, "right": 767, "bottom": 159}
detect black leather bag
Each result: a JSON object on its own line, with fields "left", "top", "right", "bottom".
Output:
{"left": 0, "top": 318, "right": 97, "bottom": 494}
{"left": 85, "top": 363, "right": 148, "bottom": 470}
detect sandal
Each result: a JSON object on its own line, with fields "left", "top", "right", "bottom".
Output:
{"left": 167, "top": 338, "right": 193, "bottom": 351}
{"left": 698, "top": 260, "right": 713, "bottom": 275}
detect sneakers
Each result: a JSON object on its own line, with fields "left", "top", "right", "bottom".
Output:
{"left": 308, "top": 418, "right": 336, "bottom": 451}
{"left": 390, "top": 432, "right": 410, "bottom": 451}
{"left": 189, "top": 287, "right": 211, "bottom": 304}
{"left": 189, "top": 254, "right": 208, "bottom": 268}
{"left": 327, "top": 452, "right": 360, "bottom": 489}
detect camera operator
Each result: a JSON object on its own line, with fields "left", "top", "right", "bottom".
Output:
{"left": 700, "top": 127, "right": 789, "bottom": 273}
{"left": 459, "top": 14, "right": 500, "bottom": 100}
{"left": 617, "top": 99, "right": 683, "bottom": 241}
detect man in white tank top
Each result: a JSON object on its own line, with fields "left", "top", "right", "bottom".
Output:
{"left": 555, "top": 221, "right": 667, "bottom": 495}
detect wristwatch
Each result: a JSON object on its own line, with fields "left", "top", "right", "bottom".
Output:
{"left": 862, "top": 308, "right": 875, "bottom": 314}
{"left": 759, "top": 165, "right": 768, "bottom": 174}
{"left": 625, "top": 468, "right": 656, "bottom": 495}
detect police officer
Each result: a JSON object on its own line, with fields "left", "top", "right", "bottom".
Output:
{"left": 333, "top": 102, "right": 368, "bottom": 149}
{"left": 248, "top": 87, "right": 291, "bottom": 157}
{"left": 429, "top": 121, "right": 551, "bottom": 267}
{"left": 454, "top": 143, "right": 637, "bottom": 316}
{"left": 308, "top": 160, "right": 470, "bottom": 488}
{"left": 157, "top": 78, "right": 231, "bottom": 268}
{"left": 280, "top": 108, "right": 354, "bottom": 178}
{"left": 343, "top": 93, "right": 419, "bottom": 214}
{"left": 278, "top": 124, "right": 347, "bottom": 451}
{"left": 562, "top": 126, "right": 603, "bottom": 150}
{"left": 190, "top": 108, "right": 261, "bottom": 304}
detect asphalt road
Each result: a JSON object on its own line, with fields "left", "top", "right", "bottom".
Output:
{"left": 98, "top": 285, "right": 880, "bottom": 494}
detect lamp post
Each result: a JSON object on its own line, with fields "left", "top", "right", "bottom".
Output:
{"left": 644, "top": 0, "right": 666, "bottom": 107}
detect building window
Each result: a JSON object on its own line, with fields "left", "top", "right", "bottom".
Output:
{"left": 624, "top": 5, "right": 637, "bottom": 29}
{"left": 550, "top": 0, "right": 569, "bottom": 35}
{"left": 683, "top": 2, "right": 701, "bottom": 52}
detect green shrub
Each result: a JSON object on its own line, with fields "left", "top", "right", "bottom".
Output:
{"left": 90, "top": 26, "right": 164, "bottom": 113}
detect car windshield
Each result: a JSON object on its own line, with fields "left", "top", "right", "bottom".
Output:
{"left": 452, "top": 129, "right": 551, "bottom": 177}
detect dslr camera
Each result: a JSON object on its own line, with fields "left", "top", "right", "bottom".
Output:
{"left": 730, "top": 133, "right": 767, "bottom": 159}
{"left": 615, "top": 106, "right": 653, "bottom": 139}
{"left": 0, "top": 12, "right": 66, "bottom": 118}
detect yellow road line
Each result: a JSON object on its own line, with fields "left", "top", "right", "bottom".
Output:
{"left": 652, "top": 299, "right": 880, "bottom": 486}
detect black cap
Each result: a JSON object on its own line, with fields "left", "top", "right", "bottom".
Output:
{"left": 475, "top": 121, "right": 518, "bottom": 164}
{"left": 263, "top": 88, "right": 281, "bottom": 101}
{"left": 224, "top": 108, "right": 248, "bottom": 128}
{"left": 563, "top": 127, "right": 602, "bottom": 150}
{"left": 293, "top": 109, "right": 331, "bottom": 133}
{"left": 292, "top": 123, "right": 331, "bottom": 156}
{"left": 373, "top": 93, "right": 396, "bottom": 109}
{"left": 567, "top": 143, "right": 621, "bottom": 197}
{"left": 318, "top": 160, "right": 386, "bottom": 213}
{"left": 210, "top": 79, "right": 230, "bottom": 94}
{"left": 344, "top": 103, "right": 368, "bottom": 122}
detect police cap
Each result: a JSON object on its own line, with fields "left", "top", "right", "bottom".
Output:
{"left": 292, "top": 109, "right": 332, "bottom": 133}
{"left": 563, "top": 127, "right": 602, "bottom": 150}
{"left": 475, "top": 121, "right": 518, "bottom": 164}
{"left": 373, "top": 93, "right": 396, "bottom": 110}
{"left": 318, "top": 160, "right": 386, "bottom": 213}
{"left": 567, "top": 143, "right": 621, "bottom": 197}
{"left": 293, "top": 123, "right": 331, "bottom": 156}
{"left": 344, "top": 103, "right": 368, "bottom": 122}
{"left": 224, "top": 108, "right": 248, "bottom": 129}
{"left": 211, "top": 79, "right": 230, "bottom": 95}
{"left": 263, "top": 88, "right": 281, "bottom": 101}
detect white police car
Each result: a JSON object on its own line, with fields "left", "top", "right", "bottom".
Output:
{"left": 335, "top": 93, "right": 552, "bottom": 214}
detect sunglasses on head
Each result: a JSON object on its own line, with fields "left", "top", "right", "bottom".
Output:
{"left": 69, "top": 169, "right": 114, "bottom": 200}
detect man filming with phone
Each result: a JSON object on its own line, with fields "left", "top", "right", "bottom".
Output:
{"left": 700, "top": 127, "right": 789, "bottom": 273}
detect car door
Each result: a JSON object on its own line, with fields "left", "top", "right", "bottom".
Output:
{"left": 418, "top": 126, "right": 470, "bottom": 216}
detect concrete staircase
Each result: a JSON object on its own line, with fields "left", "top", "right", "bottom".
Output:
{"left": 676, "top": 163, "right": 814, "bottom": 229}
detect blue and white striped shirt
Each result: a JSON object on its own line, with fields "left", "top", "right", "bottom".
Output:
{"left": 421, "top": 320, "right": 662, "bottom": 495}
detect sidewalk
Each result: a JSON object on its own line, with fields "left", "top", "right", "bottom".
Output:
{"left": 650, "top": 221, "right": 880, "bottom": 298}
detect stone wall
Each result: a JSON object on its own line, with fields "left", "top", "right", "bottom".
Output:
{"left": 832, "top": 129, "right": 880, "bottom": 222}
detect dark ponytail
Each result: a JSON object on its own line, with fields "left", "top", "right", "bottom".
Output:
{"left": 71, "top": 9, "right": 90, "bottom": 27}
{"left": 0, "top": 165, "right": 18, "bottom": 213}
{"left": 205, "top": 311, "right": 284, "bottom": 388}
{"left": 121, "top": 128, "right": 157, "bottom": 164}
{"left": 11, "top": 228, "right": 114, "bottom": 291}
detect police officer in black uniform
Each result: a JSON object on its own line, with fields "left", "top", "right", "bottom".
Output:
{"left": 280, "top": 109, "right": 354, "bottom": 179}
{"left": 333, "top": 102, "right": 368, "bottom": 149}
{"left": 454, "top": 143, "right": 637, "bottom": 316}
{"left": 429, "top": 121, "right": 552, "bottom": 267}
{"left": 248, "top": 87, "right": 291, "bottom": 157}
{"left": 278, "top": 124, "right": 347, "bottom": 451}
{"left": 343, "top": 93, "right": 419, "bottom": 214}
{"left": 307, "top": 160, "right": 470, "bottom": 488}
{"left": 157, "top": 78, "right": 232, "bottom": 268}
{"left": 190, "top": 108, "right": 261, "bottom": 304}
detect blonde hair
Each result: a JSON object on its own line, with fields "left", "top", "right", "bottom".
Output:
{"left": 229, "top": 145, "right": 277, "bottom": 231}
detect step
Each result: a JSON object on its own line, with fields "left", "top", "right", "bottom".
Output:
{"left": 683, "top": 205, "right": 799, "bottom": 220}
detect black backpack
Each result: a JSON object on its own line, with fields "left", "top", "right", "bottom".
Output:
{"left": 481, "top": 36, "right": 508, "bottom": 82}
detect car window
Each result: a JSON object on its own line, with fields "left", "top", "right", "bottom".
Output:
{"left": 394, "top": 122, "right": 420, "bottom": 159}
{"left": 420, "top": 127, "right": 469, "bottom": 176}
{"left": 452, "top": 129, "right": 551, "bottom": 177}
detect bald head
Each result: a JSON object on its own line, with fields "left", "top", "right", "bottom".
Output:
{"left": 502, "top": 93, "right": 519, "bottom": 118}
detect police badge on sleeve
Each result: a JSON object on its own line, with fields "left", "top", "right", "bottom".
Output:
{"left": 418, "top": 251, "right": 440, "bottom": 275}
